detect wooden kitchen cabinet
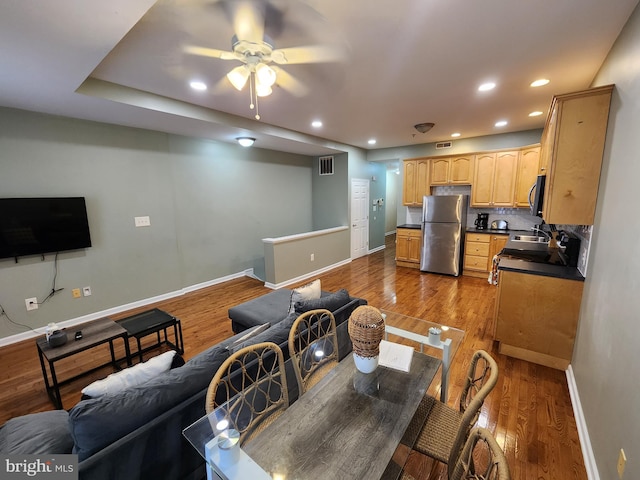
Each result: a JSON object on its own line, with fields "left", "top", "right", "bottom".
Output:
{"left": 430, "top": 156, "right": 473, "bottom": 186}
{"left": 396, "top": 228, "right": 421, "bottom": 268}
{"left": 494, "top": 269, "right": 584, "bottom": 370}
{"left": 514, "top": 146, "right": 541, "bottom": 207}
{"left": 471, "top": 151, "right": 518, "bottom": 207}
{"left": 402, "top": 159, "right": 430, "bottom": 206}
{"left": 541, "top": 85, "right": 613, "bottom": 225}
{"left": 463, "top": 232, "right": 509, "bottom": 278}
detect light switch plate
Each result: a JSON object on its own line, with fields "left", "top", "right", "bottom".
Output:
{"left": 134, "top": 216, "right": 151, "bottom": 227}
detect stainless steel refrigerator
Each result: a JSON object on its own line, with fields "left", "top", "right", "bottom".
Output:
{"left": 420, "top": 195, "right": 467, "bottom": 276}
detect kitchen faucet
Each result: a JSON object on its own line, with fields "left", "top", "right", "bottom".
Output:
{"left": 530, "top": 227, "right": 551, "bottom": 239}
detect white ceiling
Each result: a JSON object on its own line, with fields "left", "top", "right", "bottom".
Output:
{"left": 1, "top": 0, "right": 638, "bottom": 156}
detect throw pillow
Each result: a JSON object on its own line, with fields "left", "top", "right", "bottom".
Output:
{"left": 0, "top": 410, "right": 73, "bottom": 454}
{"left": 288, "top": 279, "right": 321, "bottom": 314}
{"left": 81, "top": 350, "right": 176, "bottom": 398}
{"left": 294, "top": 288, "right": 351, "bottom": 314}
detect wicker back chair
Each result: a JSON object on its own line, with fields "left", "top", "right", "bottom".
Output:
{"left": 449, "top": 427, "right": 511, "bottom": 480}
{"left": 410, "top": 350, "right": 499, "bottom": 479}
{"left": 205, "top": 342, "right": 288, "bottom": 445}
{"left": 288, "top": 309, "right": 339, "bottom": 395}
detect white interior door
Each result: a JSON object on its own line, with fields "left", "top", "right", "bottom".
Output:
{"left": 351, "top": 179, "right": 370, "bottom": 259}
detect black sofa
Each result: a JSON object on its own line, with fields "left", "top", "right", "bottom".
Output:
{"left": 67, "top": 289, "right": 366, "bottom": 479}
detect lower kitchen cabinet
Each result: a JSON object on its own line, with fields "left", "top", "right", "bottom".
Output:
{"left": 463, "top": 232, "right": 509, "bottom": 278}
{"left": 396, "top": 228, "right": 421, "bottom": 268}
{"left": 494, "top": 270, "right": 584, "bottom": 369}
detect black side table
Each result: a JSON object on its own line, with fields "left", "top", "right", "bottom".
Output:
{"left": 36, "top": 317, "right": 131, "bottom": 409}
{"left": 116, "top": 308, "right": 184, "bottom": 362}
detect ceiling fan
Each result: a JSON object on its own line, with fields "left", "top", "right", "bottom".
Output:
{"left": 184, "top": 0, "right": 345, "bottom": 119}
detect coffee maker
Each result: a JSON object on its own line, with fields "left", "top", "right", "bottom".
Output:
{"left": 474, "top": 213, "right": 489, "bottom": 230}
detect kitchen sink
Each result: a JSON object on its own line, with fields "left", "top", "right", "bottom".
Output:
{"left": 512, "top": 235, "right": 549, "bottom": 244}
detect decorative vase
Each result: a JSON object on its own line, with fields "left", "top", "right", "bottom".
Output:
{"left": 348, "top": 305, "right": 385, "bottom": 374}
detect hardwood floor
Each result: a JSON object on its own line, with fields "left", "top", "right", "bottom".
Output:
{"left": 0, "top": 235, "right": 586, "bottom": 480}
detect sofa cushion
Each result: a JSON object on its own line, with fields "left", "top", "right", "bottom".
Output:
{"left": 69, "top": 347, "right": 229, "bottom": 461}
{"left": 228, "top": 288, "right": 293, "bottom": 332}
{"left": 0, "top": 410, "right": 73, "bottom": 454}
{"left": 288, "top": 279, "right": 321, "bottom": 314}
{"left": 294, "top": 288, "right": 351, "bottom": 314}
{"left": 82, "top": 350, "right": 177, "bottom": 398}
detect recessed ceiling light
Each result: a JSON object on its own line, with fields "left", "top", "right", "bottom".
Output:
{"left": 495, "top": 120, "right": 508, "bottom": 127}
{"left": 189, "top": 81, "right": 207, "bottom": 91}
{"left": 451, "top": 132, "right": 461, "bottom": 138}
{"left": 529, "top": 111, "right": 544, "bottom": 117}
{"left": 478, "top": 82, "right": 496, "bottom": 92}
{"left": 311, "top": 120, "right": 323, "bottom": 128}
{"left": 368, "top": 139, "right": 377, "bottom": 145}
{"left": 530, "top": 79, "right": 550, "bottom": 87}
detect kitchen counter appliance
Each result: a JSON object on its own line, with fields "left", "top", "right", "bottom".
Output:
{"left": 474, "top": 213, "right": 489, "bottom": 230}
{"left": 420, "top": 195, "right": 467, "bottom": 276}
{"left": 491, "top": 219, "right": 508, "bottom": 230}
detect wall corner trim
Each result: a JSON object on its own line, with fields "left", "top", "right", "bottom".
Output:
{"left": 566, "top": 365, "right": 600, "bottom": 480}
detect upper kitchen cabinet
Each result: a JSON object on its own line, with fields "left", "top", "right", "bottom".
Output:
{"left": 514, "top": 146, "right": 541, "bottom": 207}
{"left": 430, "top": 156, "right": 473, "bottom": 186}
{"left": 402, "top": 158, "right": 430, "bottom": 206}
{"left": 541, "top": 85, "right": 614, "bottom": 225}
{"left": 471, "top": 151, "right": 518, "bottom": 207}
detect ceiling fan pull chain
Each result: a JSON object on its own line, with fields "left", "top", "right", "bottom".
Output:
{"left": 249, "top": 72, "right": 255, "bottom": 111}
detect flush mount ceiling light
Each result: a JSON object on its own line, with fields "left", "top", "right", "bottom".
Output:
{"left": 236, "top": 137, "right": 256, "bottom": 147}
{"left": 530, "top": 79, "right": 550, "bottom": 87}
{"left": 414, "top": 122, "right": 435, "bottom": 134}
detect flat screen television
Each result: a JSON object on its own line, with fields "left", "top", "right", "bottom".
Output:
{"left": 0, "top": 197, "right": 92, "bottom": 259}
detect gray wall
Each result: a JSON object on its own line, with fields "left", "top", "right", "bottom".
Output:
{"left": 573, "top": 4, "right": 640, "bottom": 479}
{"left": 0, "top": 108, "right": 313, "bottom": 340}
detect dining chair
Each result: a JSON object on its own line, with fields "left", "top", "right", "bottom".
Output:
{"left": 205, "top": 341, "right": 289, "bottom": 444}
{"left": 449, "top": 427, "right": 511, "bottom": 480}
{"left": 407, "top": 349, "right": 499, "bottom": 478}
{"left": 288, "top": 309, "right": 339, "bottom": 395}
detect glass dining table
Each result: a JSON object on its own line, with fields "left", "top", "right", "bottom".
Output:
{"left": 183, "top": 310, "right": 465, "bottom": 480}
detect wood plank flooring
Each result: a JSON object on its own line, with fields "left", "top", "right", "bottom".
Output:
{"left": 0, "top": 235, "right": 586, "bottom": 480}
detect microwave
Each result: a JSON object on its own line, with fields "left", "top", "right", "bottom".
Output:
{"left": 529, "top": 174, "right": 546, "bottom": 217}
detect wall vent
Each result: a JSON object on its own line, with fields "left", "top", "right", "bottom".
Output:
{"left": 319, "top": 156, "right": 334, "bottom": 175}
{"left": 435, "top": 141, "right": 453, "bottom": 149}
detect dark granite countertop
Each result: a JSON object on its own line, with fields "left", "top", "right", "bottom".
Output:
{"left": 498, "top": 258, "right": 584, "bottom": 281}
{"left": 466, "top": 228, "right": 531, "bottom": 235}
{"left": 397, "top": 224, "right": 421, "bottom": 229}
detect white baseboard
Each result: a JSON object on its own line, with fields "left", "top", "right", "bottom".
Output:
{"left": 264, "top": 259, "right": 352, "bottom": 290}
{"left": 0, "top": 269, "right": 255, "bottom": 348}
{"left": 566, "top": 365, "right": 600, "bottom": 480}
{"left": 368, "top": 244, "right": 386, "bottom": 254}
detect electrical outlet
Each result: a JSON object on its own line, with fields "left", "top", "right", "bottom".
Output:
{"left": 72, "top": 288, "right": 81, "bottom": 298}
{"left": 82, "top": 286, "right": 92, "bottom": 297}
{"left": 617, "top": 449, "right": 626, "bottom": 479}
{"left": 134, "top": 216, "right": 151, "bottom": 227}
{"left": 25, "top": 297, "right": 38, "bottom": 311}
{"left": 310, "top": 253, "right": 315, "bottom": 261}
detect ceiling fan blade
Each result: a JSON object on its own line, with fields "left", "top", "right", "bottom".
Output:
{"left": 183, "top": 45, "right": 239, "bottom": 60}
{"left": 271, "top": 45, "right": 346, "bottom": 65}
{"left": 230, "top": 1, "right": 265, "bottom": 45}
{"left": 272, "top": 66, "right": 309, "bottom": 97}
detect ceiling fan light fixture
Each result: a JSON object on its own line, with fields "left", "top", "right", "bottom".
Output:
{"left": 414, "top": 122, "right": 435, "bottom": 134}
{"left": 255, "top": 83, "right": 272, "bottom": 97}
{"left": 236, "top": 137, "right": 256, "bottom": 147}
{"left": 227, "top": 66, "right": 250, "bottom": 91}
{"left": 255, "top": 63, "right": 276, "bottom": 87}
